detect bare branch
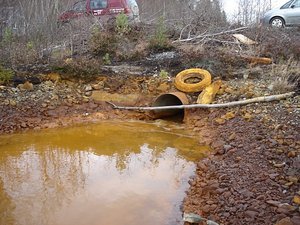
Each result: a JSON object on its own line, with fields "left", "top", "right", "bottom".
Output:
{"left": 173, "top": 26, "right": 249, "bottom": 43}
{"left": 107, "top": 92, "right": 295, "bottom": 111}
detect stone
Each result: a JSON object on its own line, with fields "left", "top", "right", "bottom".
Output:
{"left": 183, "top": 213, "right": 203, "bottom": 223}
{"left": 291, "top": 216, "right": 300, "bottom": 225}
{"left": 242, "top": 113, "right": 253, "bottom": 121}
{"left": 206, "top": 220, "right": 219, "bottom": 225}
{"left": 82, "top": 98, "right": 89, "bottom": 103}
{"left": 18, "top": 81, "right": 33, "bottom": 91}
{"left": 197, "top": 162, "right": 208, "bottom": 172}
{"left": 235, "top": 156, "right": 242, "bottom": 161}
{"left": 223, "top": 111, "right": 236, "bottom": 120}
{"left": 269, "top": 174, "right": 279, "bottom": 180}
{"left": 284, "top": 182, "right": 294, "bottom": 187}
{"left": 202, "top": 205, "right": 211, "bottom": 213}
{"left": 85, "top": 85, "right": 93, "bottom": 92}
{"left": 287, "top": 151, "right": 297, "bottom": 158}
{"left": 222, "top": 212, "right": 230, "bottom": 218}
{"left": 214, "top": 118, "right": 226, "bottom": 125}
{"left": 288, "top": 176, "right": 298, "bottom": 184}
{"left": 9, "top": 100, "right": 17, "bottom": 106}
{"left": 156, "top": 83, "right": 169, "bottom": 92}
{"left": 225, "top": 87, "right": 234, "bottom": 94}
{"left": 217, "top": 148, "right": 225, "bottom": 155}
{"left": 240, "top": 190, "right": 254, "bottom": 198}
{"left": 277, "top": 204, "right": 297, "bottom": 214}
{"left": 275, "top": 217, "right": 293, "bottom": 225}
{"left": 92, "top": 81, "right": 104, "bottom": 90}
{"left": 274, "top": 163, "right": 286, "bottom": 168}
{"left": 223, "top": 145, "right": 232, "bottom": 152}
{"left": 20, "top": 122, "right": 27, "bottom": 128}
{"left": 245, "top": 91, "right": 254, "bottom": 98}
{"left": 266, "top": 200, "right": 281, "bottom": 207}
{"left": 244, "top": 210, "right": 258, "bottom": 218}
{"left": 276, "top": 149, "right": 284, "bottom": 155}
{"left": 293, "top": 195, "right": 300, "bottom": 205}
{"left": 209, "top": 204, "right": 218, "bottom": 211}
{"left": 85, "top": 91, "right": 92, "bottom": 97}
{"left": 229, "top": 133, "right": 236, "bottom": 141}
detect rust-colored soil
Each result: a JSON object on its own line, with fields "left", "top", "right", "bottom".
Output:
{"left": 0, "top": 72, "right": 299, "bottom": 225}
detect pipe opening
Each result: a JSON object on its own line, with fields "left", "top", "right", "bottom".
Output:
{"left": 152, "top": 92, "right": 189, "bottom": 121}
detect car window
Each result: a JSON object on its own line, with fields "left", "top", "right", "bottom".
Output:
{"left": 127, "top": 0, "right": 138, "bottom": 7}
{"left": 90, "top": 0, "right": 108, "bottom": 9}
{"left": 292, "top": 0, "right": 300, "bottom": 7}
{"left": 281, "top": 0, "right": 293, "bottom": 9}
{"left": 73, "top": 1, "right": 86, "bottom": 12}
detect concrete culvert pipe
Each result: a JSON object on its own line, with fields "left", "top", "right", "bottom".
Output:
{"left": 151, "top": 92, "right": 189, "bottom": 119}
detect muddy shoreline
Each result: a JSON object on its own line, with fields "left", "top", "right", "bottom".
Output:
{"left": 1, "top": 71, "right": 300, "bottom": 225}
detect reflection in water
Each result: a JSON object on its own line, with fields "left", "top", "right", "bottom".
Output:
{"left": 0, "top": 121, "right": 209, "bottom": 225}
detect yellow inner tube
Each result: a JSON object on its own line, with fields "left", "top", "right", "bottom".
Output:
{"left": 174, "top": 68, "right": 212, "bottom": 93}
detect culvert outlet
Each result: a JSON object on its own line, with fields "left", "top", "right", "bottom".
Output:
{"left": 151, "top": 92, "right": 189, "bottom": 120}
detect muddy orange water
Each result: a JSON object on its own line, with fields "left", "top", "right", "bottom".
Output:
{"left": 0, "top": 121, "right": 209, "bottom": 225}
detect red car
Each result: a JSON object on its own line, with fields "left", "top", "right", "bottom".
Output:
{"left": 58, "top": 0, "right": 140, "bottom": 23}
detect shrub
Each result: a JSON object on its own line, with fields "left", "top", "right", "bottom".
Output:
{"left": 149, "top": 17, "right": 173, "bottom": 52}
{"left": 0, "top": 66, "right": 14, "bottom": 84}
{"left": 89, "top": 30, "right": 117, "bottom": 56}
{"left": 269, "top": 59, "right": 300, "bottom": 94}
{"left": 102, "top": 53, "right": 112, "bottom": 65}
{"left": 159, "top": 69, "right": 169, "bottom": 79}
{"left": 2, "top": 27, "right": 13, "bottom": 45}
{"left": 52, "top": 57, "right": 102, "bottom": 80}
{"left": 252, "top": 28, "right": 300, "bottom": 61}
{"left": 116, "top": 13, "right": 131, "bottom": 35}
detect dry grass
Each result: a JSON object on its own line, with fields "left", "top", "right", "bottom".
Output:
{"left": 270, "top": 59, "right": 300, "bottom": 94}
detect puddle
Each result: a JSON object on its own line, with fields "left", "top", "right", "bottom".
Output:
{"left": 0, "top": 121, "right": 209, "bottom": 225}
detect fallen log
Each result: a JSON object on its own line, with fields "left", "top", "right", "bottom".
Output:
{"left": 107, "top": 92, "right": 295, "bottom": 111}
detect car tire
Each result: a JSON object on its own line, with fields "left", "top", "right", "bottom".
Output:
{"left": 270, "top": 17, "right": 285, "bottom": 28}
{"left": 174, "top": 68, "right": 212, "bottom": 93}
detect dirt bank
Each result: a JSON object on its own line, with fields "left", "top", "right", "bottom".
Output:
{"left": 0, "top": 73, "right": 170, "bottom": 134}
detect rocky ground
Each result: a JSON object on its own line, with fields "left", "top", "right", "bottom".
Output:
{"left": 182, "top": 68, "right": 300, "bottom": 224}
{"left": 0, "top": 60, "right": 299, "bottom": 225}
{"left": 183, "top": 97, "right": 300, "bottom": 225}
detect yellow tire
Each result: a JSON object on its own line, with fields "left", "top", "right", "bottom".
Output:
{"left": 174, "top": 68, "right": 212, "bottom": 93}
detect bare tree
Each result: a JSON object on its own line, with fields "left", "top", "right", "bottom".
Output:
{"left": 236, "top": 0, "right": 271, "bottom": 25}
{"left": 137, "top": 0, "right": 227, "bottom": 31}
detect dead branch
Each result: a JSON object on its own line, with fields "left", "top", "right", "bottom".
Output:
{"left": 205, "top": 38, "right": 241, "bottom": 45}
{"left": 173, "top": 26, "right": 248, "bottom": 43}
{"left": 107, "top": 92, "right": 295, "bottom": 111}
{"left": 179, "top": 24, "right": 192, "bottom": 40}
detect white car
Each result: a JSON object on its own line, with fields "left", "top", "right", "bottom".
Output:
{"left": 262, "top": 0, "right": 300, "bottom": 27}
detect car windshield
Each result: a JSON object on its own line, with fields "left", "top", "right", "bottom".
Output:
{"left": 293, "top": 0, "right": 300, "bottom": 7}
{"left": 90, "top": 0, "right": 108, "bottom": 9}
{"left": 280, "top": 0, "right": 294, "bottom": 9}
